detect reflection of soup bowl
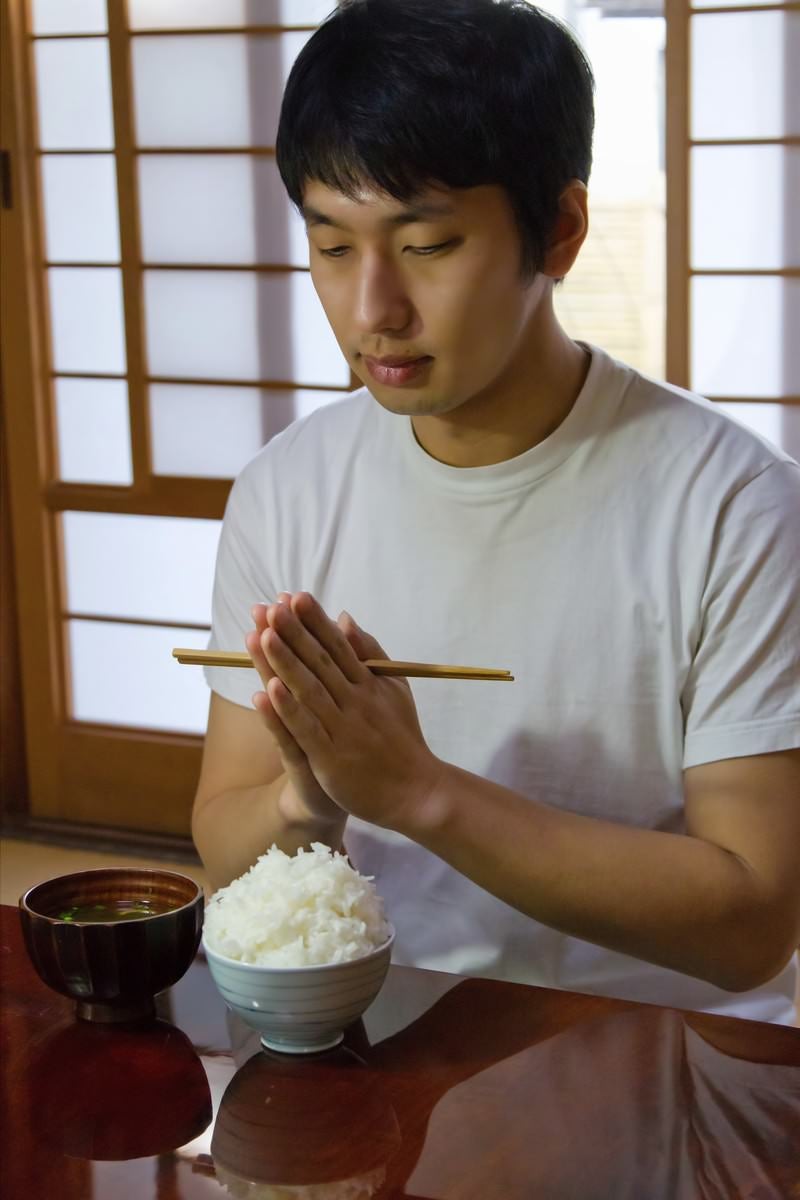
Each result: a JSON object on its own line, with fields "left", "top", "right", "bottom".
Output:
{"left": 211, "top": 1046, "right": 400, "bottom": 1195}
{"left": 203, "top": 926, "right": 394, "bottom": 1055}
{"left": 29, "top": 1017, "right": 212, "bottom": 1161}
{"left": 19, "top": 868, "right": 204, "bottom": 1021}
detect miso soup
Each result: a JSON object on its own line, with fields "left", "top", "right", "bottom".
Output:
{"left": 57, "top": 898, "right": 174, "bottom": 923}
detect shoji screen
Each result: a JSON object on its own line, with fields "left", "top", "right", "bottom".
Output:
{"left": 4, "top": 0, "right": 346, "bottom": 835}
{"left": 669, "top": 0, "right": 799, "bottom": 456}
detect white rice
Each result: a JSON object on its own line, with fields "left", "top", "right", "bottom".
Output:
{"left": 203, "top": 843, "right": 391, "bottom": 967}
{"left": 214, "top": 1162, "right": 385, "bottom": 1199}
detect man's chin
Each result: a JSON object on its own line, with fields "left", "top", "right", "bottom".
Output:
{"left": 362, "top": 382, "right": 461, "bottom": 419}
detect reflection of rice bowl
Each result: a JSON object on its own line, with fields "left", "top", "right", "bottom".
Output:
{"left": 203, "top": 844, "right": 394, "bottom": 1053}
{"left": 211, "top": 1045, "right": 400, "bottom": 1196}
{"left": 213, "top": 1161, "right": 386, "bottom": 1200}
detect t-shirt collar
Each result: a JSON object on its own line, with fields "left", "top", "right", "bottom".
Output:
{"left": 394, "top": 342, "right": 618, "bottom": 495}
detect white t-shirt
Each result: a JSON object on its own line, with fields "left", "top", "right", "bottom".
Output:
{"left": 205, "top": 345, "right": 800, "bottom": 1023}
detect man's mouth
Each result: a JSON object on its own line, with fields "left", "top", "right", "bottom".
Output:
{"left": 361, "top": 355, "right": 434, "bottom": 387}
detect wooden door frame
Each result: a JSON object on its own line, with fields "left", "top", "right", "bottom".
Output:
{"left": 1, "top": 369, "right": 28, "bottom": 818}
{"left": 1, "top": 0, "right": 205, "bottom": 845}
{"left": 664, "top": 0, "right": 690, "bottom": 390}
{"left": 1, "top": 0, "right": 63, "bottom": 825}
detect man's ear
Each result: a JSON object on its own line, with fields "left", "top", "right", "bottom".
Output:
{"left": 542, "top": 180, "right": 589, "bottom": 280}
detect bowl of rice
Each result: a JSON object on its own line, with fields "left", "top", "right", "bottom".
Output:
{"left": 203, "top": 843, "right": 394, "bottom": 1055}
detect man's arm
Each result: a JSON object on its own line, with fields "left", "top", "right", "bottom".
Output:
{"left": 257, "top": 591, "right": 800, "bottom": 992}
{"left": 406, "top": 749, "right": 800, "bottom": 992}
{"left": 192, "top": 604, "right": 347, "bottom": 892}
{"left": 191, "top": 694, "right": 341, "bottom": 891}
{"left": 193, "top": 693, "right": 287, "bottom": 891}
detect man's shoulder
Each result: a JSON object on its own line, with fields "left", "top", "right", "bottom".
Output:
{"left": 601, "top": 349, "right": 797, "bottom": 483}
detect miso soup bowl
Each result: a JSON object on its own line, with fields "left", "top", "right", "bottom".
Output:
{"left": 19, "top": 868, "right": 204, "bottom": 1023}
{"left": 203, "top": 926, "right": 395, "bottom": 1055}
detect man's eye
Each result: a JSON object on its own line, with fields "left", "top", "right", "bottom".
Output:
{"left": 407, "top": 241, "right": 455, "bottom": 256}
{"left": 318, "top": 245, "right": 350, "bottom": 258}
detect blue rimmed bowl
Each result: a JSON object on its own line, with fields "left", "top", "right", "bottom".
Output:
{"left": 203, "top": 926, "right": 395, "bottom": 1054}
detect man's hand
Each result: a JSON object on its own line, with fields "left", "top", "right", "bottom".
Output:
{"left": 246, "top": 595, "right": 342, "bottom": 831}
{"left": 254, "top": 592, "right": 443, "bottom": 830}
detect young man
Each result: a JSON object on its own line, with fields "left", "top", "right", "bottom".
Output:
{"left": 193, "top": 0, "right": 800, "bottom": 1022}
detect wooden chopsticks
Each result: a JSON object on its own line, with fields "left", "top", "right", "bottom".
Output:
{"left": 172, "top": 648, "right": 514, "bottom": 681}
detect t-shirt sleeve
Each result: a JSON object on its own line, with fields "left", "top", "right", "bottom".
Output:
{"left": 682, "top": 460, "right": 800, "bottom": 768}
{"left": 204, "top": 463, "right": 277, "bottom": 709}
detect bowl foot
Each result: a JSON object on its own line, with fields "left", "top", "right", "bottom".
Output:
{"left": 260, "top": 1030, "right": 344, "bottom": 1055}
{"left": 76, "top": 998, "right": 156, "bottom": 1023}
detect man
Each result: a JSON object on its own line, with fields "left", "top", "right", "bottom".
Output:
{"left": 193, "top": 0, "right": 800, "bottom": 1022}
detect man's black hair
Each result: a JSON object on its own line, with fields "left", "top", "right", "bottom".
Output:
{"left": 276, "top": 0, "right": 595, "bottom": 278}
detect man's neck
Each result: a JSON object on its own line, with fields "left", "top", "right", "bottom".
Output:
{"left": 410, "top": 327, "right": 590, "bottom": 469}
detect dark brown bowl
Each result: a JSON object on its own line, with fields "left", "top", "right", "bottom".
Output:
{"left": 19, "top": 868, "right": 204, "bottom": 1022}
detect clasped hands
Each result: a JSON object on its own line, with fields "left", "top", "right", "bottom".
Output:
{"left": 245, "top": 591, "right": 443, "bottom": 832}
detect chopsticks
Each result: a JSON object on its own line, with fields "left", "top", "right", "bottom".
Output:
{"left": 172, "top": 648, "right": 514, "bottom": 681}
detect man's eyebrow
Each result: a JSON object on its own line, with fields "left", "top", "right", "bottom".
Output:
{"left": 302, "top": 201, "right": 456, "bottom": 231}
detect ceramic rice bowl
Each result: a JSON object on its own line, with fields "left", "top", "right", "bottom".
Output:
{"left": 203, "top": 926, "right": 394, "bottom": 1054}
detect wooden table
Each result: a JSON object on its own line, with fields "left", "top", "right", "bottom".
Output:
{"left": 2, "top": 904, "right": 799, "bottom": 1199}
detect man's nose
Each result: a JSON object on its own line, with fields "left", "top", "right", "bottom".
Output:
{"left": 353, "top": 254, "right": 413, "bottom": 335}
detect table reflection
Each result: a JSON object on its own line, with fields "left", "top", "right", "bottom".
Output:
{"left": 366, "top": 978, "right": 800, "bottom": 1200}
{"left": 6, "top": 894, "right": 798, "bottom": 1200}
{"left": 28, "top": 1016, "right": 212, "bottom": 1162}
{"left": 204, "top": 975, "right": 798, "bottom": 1198}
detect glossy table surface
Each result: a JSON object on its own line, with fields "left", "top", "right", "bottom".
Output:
{"left": 2, "top": 904, "right": 799, "bottom": 1199}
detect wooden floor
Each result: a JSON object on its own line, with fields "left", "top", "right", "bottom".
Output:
{"left": 1, "top": 837, "right": 210, "bottom": 908}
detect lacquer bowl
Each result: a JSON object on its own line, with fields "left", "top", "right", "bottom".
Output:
{"left": 203, "top": 926, "right": 394, "bottom": 1054}
{"left": 19, "top": 867, "right": 204, "bottom": 1022}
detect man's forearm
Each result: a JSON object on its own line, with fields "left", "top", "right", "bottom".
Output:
{"left": 192, "top": 775, "right": 347, "bottom": 892}
{"left": 398, "top": 762, "right": 789, "bottom": 992}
